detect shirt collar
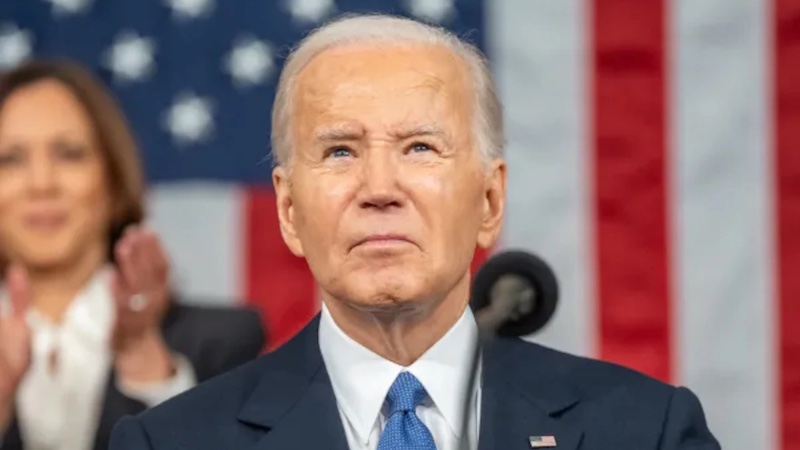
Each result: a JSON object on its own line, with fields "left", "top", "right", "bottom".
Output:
{"left": 409, "top": 306, "right": 479, "bottom": 436}
{"left": 319, "top": 302, "right": 479, "bottom": 445}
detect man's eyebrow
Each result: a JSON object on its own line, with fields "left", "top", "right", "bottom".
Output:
{"left": 312, "top": 123, "right": 452, "bottom": 144}
{"left": 389, "top": 124, "right": 451, "bottom": 143}
{"left": 313, "top": 124, "right": 366, "bottom": 143}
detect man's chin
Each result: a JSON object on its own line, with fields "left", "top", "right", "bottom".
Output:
{"left": 341, "top": 286, "right": 425, "bottom": 313}
{"left": 323, "top": 269, "right": 434, "bottom": 311}
{"left": 349, "top": 298, "right": 428, "bottom": 321}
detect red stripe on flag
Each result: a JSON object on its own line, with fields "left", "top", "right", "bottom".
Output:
{"left": 244, "top": 187, "right": 318, "bottom": 352}
{"left": 773, "top": 0, "right": 800, "bottom": 447}
{"left": 471, "top": 246, "right": 491, "bottom": 277}
{"left": 591, "top": 0, "right": 672, "bottom": 382}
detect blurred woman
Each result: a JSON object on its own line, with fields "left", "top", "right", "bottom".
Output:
{"left": 0, "top": 60, "right": 265, "bottom": 450}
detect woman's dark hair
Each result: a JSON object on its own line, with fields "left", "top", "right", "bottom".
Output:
{"left": 0, "top": 59, "right": 146, "bottom": 270}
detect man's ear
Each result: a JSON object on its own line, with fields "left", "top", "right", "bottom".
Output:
{"left": 476, "top": 159, "right": 506, "bottom": 249}
{"left": 272, "top": 165, "right": 305, "bottom": 257}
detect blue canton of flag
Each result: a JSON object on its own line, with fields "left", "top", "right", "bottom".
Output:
{"left": 0, "top": 0, "right": 485, "bottom": 184}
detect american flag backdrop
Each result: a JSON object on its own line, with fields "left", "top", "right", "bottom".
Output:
{"left": 0, "top": 0, "right": 798, "bottom": 448}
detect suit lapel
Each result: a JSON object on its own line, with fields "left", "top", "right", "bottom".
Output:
{"left": 478, "top": 338, "right": 584, "bottom": 450}
{"left": 236, "top": 315, "right": 349, "bottom": 450}
{"left": 244, "top": 367, "right": 350, "bottom": 450}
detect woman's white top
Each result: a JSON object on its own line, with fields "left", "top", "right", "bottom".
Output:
{"left": 0, "top": 267, "right": 196, "bottom": 450}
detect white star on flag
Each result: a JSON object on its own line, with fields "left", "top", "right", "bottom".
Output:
{"left": 163, "top": 92, "right": 215, "bottom": 147}
{"left": 285, "top": 0, "right": 337, "bottom": 24}
{"left": 45, "top": 0, "right": 93, "bottom": 16}
{"left": 224, "top": 35, "right": 275, "bottom": 88}
{"left": 103, "top": 31, "right": 157, "bottom": 84}
{"left": 164, "top": 0, "right": 215, "bottom": 21}
{"left": 0, "top": 24, "right": 33, "bottom": 70}
{"left": 407, "top": 0, "right": 456, "bottom": 23}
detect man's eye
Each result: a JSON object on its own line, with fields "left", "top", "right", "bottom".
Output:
{"left": 410, "top": 142, "right": 433, "bottom": 153}
{"left": 329, "top": 147, "right": 353, "bottom": 158}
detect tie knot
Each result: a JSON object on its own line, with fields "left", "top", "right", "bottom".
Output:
{"left": 385, "top": 372, "right": 428, "bottom": 416}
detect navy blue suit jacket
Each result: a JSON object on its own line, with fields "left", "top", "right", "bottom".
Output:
{"left": 109, "top": 315, "right": 720, "bottom": 450}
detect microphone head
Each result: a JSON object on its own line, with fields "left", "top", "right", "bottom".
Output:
{"left": 470, "top": 250, "right": 559, "bottom": 337}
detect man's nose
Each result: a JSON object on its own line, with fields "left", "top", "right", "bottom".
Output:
{"left": 357, "top": 150, "right": 403, "bottom": 209}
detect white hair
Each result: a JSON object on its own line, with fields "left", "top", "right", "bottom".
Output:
{"left": 270, "top": 13, "right": 504, "bottom": 167}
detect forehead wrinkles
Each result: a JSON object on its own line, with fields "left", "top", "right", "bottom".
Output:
{"left": 297, "top": 78, "right": 466, "bottom": 130}
{"left": 296, "top": 43, "right": 469, "bottom": 99}
{"left": 298, "top": 72, "right": 451, "bottom": 113}
{"left": 290, "top": 45, "right": 476, "bottom": 155}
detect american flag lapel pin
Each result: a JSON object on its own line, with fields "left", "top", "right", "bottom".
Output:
{"left": 529, "top": 435, "right": 557, "bottom": 448}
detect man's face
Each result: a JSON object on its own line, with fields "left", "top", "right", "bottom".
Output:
{"left": 273, "top": 44, "right": 505, "bottom": 313}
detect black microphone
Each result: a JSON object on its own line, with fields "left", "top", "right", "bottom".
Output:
{"left": 470, "top": 249, "right": 560, "bottom": 337}
{"left": 458, "top": 250, "right": 560, "bottom": 449}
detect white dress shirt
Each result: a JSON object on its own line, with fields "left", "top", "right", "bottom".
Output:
{"left": 0, "top": 266, "right": 197, "bottom": 450}
{"left": 319, "top": 303, "right": 482, "bottom": 450}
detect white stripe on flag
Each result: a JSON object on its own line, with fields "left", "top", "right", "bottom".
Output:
{"left": 671, "top": 1, "right": 775, "bottom": 448}
{"left": 487, "top": 0, "right": 594, "bottom": 356}
{"left": 146, "top": 182, "right": 244, "bottom": 306}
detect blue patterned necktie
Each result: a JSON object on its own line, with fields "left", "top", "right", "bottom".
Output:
{"left": 377, "top": 371, "right": 438, "bottom": 450}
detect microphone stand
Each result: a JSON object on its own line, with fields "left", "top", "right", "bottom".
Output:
{"left": 457, "top": 250, "right": 559, "bottom": 449}
{"left": 457, "top": 312, "right": 490, "bottom": 450}
{"left": 458, "top": 276, "right": 545, "bottom": 449}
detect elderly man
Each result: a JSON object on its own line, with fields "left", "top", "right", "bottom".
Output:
{"left": 109, "top": 13, "right": 719, "bottom": 450}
